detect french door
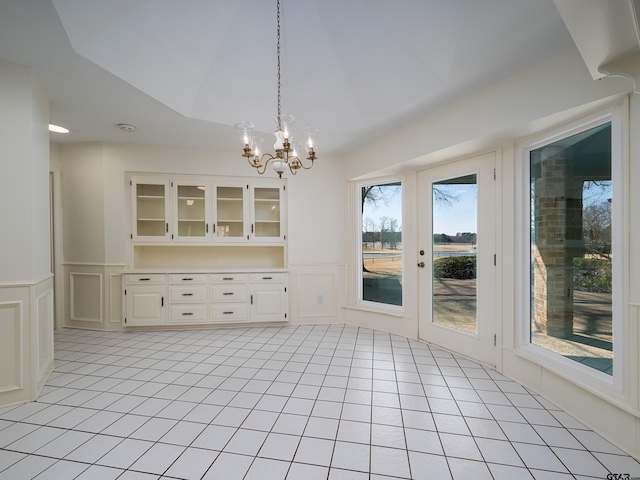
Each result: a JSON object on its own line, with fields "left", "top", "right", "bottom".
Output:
{"left": 417, "top": 153, "right": 497, "bottom": 366}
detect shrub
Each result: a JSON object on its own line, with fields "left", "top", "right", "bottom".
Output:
{"left": 433, "top": 255, "right": 476, "bottom": 279}
{"left": 573, "top": 258, "right": 612, "bottom": 293}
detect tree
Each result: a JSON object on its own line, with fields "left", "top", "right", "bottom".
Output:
{"left": 583, "top": 200, "right": 611, "bottom": 257}
{"left": 363, "top": 217, "right": 376, "bottom": 249}
{"left": 388, "top": 218, "right": 400, "bottom": 249}
{"left": 433, "top": 186, "right": 459, "bottom": 207}
{"left": 378, "top": 216, "right": 391, "bottom": 249}
{"left": 362, "top": 184, "right": 400, "bottom": 211}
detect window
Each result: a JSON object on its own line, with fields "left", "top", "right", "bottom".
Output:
{"left": 359, "top": 181, "right": 402, "bottom": 307}
{"left": 525, "top": 120, "right": 617, "bottom": 376}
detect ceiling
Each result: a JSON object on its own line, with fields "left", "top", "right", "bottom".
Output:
{"left": 0, "top": 1, "right": 592, "bottom": 155}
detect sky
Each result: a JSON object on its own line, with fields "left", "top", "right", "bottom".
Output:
{"left": 432, "top": 184, "right": 477, "bottom": 235}
{"left": 363, "top": 184, "right": 478, "bottom": 235}
{"left": 364, "top": 179, "right": 611, "bottom": 237}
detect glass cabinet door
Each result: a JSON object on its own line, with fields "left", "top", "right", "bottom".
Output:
{"left": 252, "top": 186, "right": 283, "bottom": 242}
{"left": 214, "top": 184, "right": 248, "bottom": 241}
{"left": 133, "top": 178, "right": 171, "bottom": 241}
{"left": 174, "top": 182, "right": 208, "bottom": 242}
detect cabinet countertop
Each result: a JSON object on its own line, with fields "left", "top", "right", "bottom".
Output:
{"left": 122, "top": 268, "right": 289, "bottom": 275}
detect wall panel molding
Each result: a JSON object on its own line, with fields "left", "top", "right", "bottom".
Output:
{"left": 35, "top": 289, "right": 54, "bottom": 380}
{"left": 288, "top": 265, "right": 346, "bottom": 324}
{"left": 0, "top": 301, "right": 23, "bottom": 394}
{"left": 70, "top": 272, "right": 103, "bottom": 323}
{"left": 109, "top": 273, "right": 123, "bottom": 325}
{"left": 296, "top": 273, "right": 338, "bottom": 318}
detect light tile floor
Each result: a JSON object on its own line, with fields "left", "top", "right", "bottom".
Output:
{"left": 0, "top": 325, "right": 639, "bottom": 480}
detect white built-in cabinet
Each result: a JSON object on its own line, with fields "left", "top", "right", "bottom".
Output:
{"left": 125, "top": 173, "right": 288, "bottom": 328}
{"left": 123, "top": 274, "right": 166, "bottom": 326}
{"left": 250, "top": 273, "right": 288, "bottom": 322}
{"left": 123, "top": 272, "right": 288, "bottom": 327}
{"left": 174, "top": 180, "right": 209, "bottom": 243}
{"left": 132, "top": 178, "right": 171, "bottom": 242}
{"left": 131, "top": 176, "right": 286, "bottom": 244}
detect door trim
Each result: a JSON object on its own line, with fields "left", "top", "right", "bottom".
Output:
{"left": 417, "top": 152, "right": 497, "bottom": 367}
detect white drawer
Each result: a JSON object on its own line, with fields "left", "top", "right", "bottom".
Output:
{"left": 169, "top": 305, "right": 207, "bottom": 324}
{"left": 168, "top": 274, "right": 208, "bottom": 284}
{"left": 210, "top": 274, "right": 247, "bottom": 284}
{"left": 125, "top": 274, "right": 165, "bottom": 285}
{"left": 211, "top": 304, "right": 248, "bottom": 322}
{"left": 210, "top": 285, "right": 247, "bottom": 302}
{"left": 169, "top": 285, "right": 207, "bottom": 303}
{"left": 250, "top": 273, "right": 286, "bottom": 283}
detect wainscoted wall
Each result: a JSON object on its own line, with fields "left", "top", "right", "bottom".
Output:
{"left": 64, "top": 264, "right": 125, "bottom": 331}
{"left": 288, "top": 265, "right": 346, "bottom": 325}
{"left": 64, "top": 264, "right": 344, "bottom": 330}
{"left": 35, "top": 286, "right": 54, "bottom": 391}
{"left": 0, "top": 276, "right": 54, "bottom": 407}
{"left": 0, "top": 296, "right": 23, "bottom": 396}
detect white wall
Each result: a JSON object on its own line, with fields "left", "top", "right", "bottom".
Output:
{"left": 344, "top": 48, "right": 628, "bottom": 178}
{"left": 62, "top": 143, "right": 106, "bottom": 264}
{"left": 0, "top": 59, "right": 54, "bottom": 407}
{"left": 30, "top": 76, "right": 51, "bottom": 281}
{"left": 58, "top": 142, "right": 347, "bottom": 329}
{"left": 341, "top": 45, "right": 640, "bottom": 457}
{"left": 0, "top": 59, "right": 50, "bottom": 282}
{"left": 88, "top": 143, "right": 345, "bottom": 265}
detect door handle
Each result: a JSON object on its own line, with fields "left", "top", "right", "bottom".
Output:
{"left": 417, "top": 262, "right": 425, "bottom": 268}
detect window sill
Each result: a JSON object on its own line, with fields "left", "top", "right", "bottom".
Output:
{"left": 342, "top": 304, "right": 405, "bottom": 318}
{"left": 513, "top": 343, "right": 639, "bottom": 417}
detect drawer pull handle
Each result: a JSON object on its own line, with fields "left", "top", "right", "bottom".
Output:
{"left": 223, "top": 311, "right": 234, "bottom": 315}
{"left": 182, "top": 312, "right": 194, "bottom": 316}
{"left": 222, "top": 277, "right": 234, "bottom": 281}
{"left": 182, "top": 278, "right": 193, "bottom": 281}
{"left": 182, "top": 293, "right": 193, "bottom": 296}
{"left": 139, "top": 278, "right": 151, "bottom": 281}
{"left": 262, "top": 277, "right": 273, "bottom": 280}
{"left": 223, "top": 292, "right": 234, "bottom": 296}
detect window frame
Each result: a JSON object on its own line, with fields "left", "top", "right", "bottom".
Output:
{"left": 515, "top": 105, "right": 627, "bottom": 399}
{"left": 354, "top": 176, "right": 405, "bottom": 312}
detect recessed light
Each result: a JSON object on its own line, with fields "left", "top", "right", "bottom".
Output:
{"left": 49, "top": 124, "right": 69, "bottom": 133}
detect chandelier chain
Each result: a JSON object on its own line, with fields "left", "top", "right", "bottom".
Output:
{"left": 276, "top": 0, "right": 281, "bottom": 125}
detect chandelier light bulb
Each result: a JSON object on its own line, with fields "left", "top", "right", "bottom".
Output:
{"left": 253, "top": 137, "right": 264, "bottom": 157}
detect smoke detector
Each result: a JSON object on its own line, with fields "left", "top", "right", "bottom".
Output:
{"left": 117, "top": 123, "right": 137, "bottom": 133}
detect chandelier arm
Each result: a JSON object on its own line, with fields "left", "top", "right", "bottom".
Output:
{"left": 251, "top": 153, "right": 278, "bottom": 175}
{"left": 289, "top": 156, "right": 315, "bottom": 172}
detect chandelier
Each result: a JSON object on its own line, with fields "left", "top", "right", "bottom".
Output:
{"left": 235, "top": 0, "right": 318, "bottom": 179}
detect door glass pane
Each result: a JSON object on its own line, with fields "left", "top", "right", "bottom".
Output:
{"left": 432, "top": 175, "right": 477, "bottom": 333}
{"left": 177, "top": 185, "right": 206, "bottom": 237}
{"left": 361, "top": 182, "right": 402, "bottom": 306}
{"left": 530, "top": 123, "right": 613, "bottom": 375}
{"left": 136, "top": 183, "right": 165, "bottom": 237}
{"left": 217, "top": 186, "right": 244, "bottom": 238}
{"left": 254, "top": 187, "right": 280, "bottom": 238}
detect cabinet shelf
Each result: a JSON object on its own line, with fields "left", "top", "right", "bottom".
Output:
{"left": 137, "top": 195, "right": 164, "bottom": 199}
{"left": 138, "top": 218, "right": 165, "bottom": 222}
